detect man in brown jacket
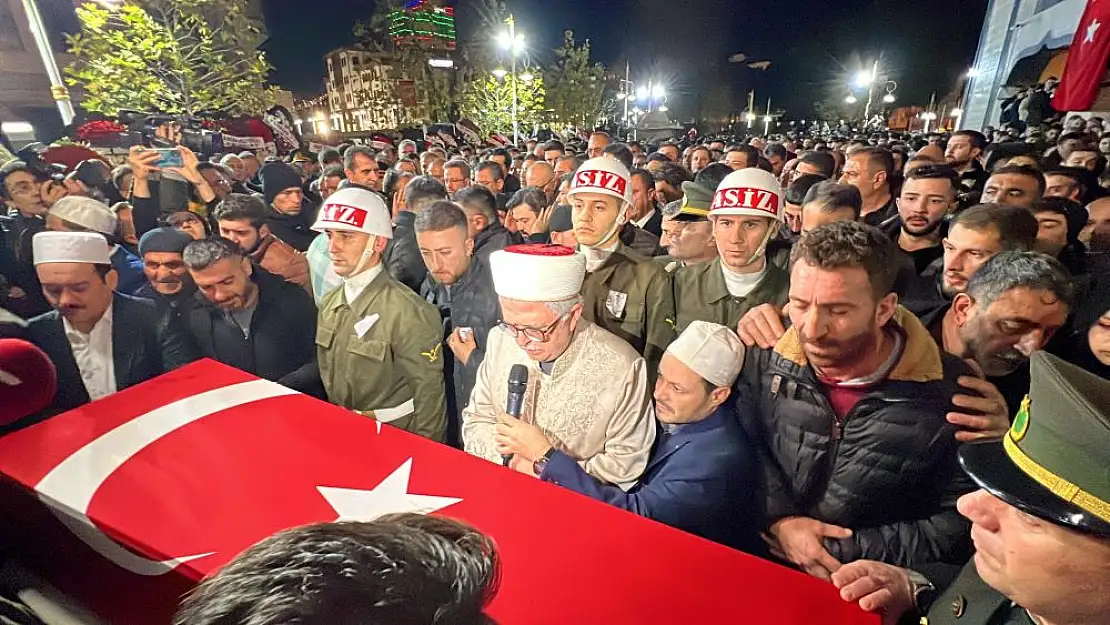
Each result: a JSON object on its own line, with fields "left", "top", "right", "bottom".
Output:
{"left": 214, "top": 193, "right": 311, "bottom": 294}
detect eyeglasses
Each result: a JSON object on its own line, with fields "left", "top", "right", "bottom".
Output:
{"left": 497, "top": 315, "right": 565, "bottom": 343}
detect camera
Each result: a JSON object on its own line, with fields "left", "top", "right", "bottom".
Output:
{"left": 15, "top": 143, "right": 66, "bottom": 183}
{"left": 117, "top": 110, "right": 224, "bottom": 155}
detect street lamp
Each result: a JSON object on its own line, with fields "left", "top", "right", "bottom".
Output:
{"left": 492, "top": 68, "right": 507, "bottom": 79}
{"left": 658, "top": 104, "right": 669, "bottom": 113}
{"left": 637, "top": 85, "right": 651, "bottom": 101}
{"left": 854, "top": 69, "right": 874, "bottom": 88}
{"left": 845, "top": 95, "right": 858, "bottom": 104}
{"left": 651, "top": 84, "right": 666, "bottom": 100}
{"left": 519, "top": 72, "right": 534, "bottom": 82}
{"left": 497, "top": 15, "right": 526, "bottom": 145}
{"left": 882, "top": 92, "right": 896, "bottom": 103}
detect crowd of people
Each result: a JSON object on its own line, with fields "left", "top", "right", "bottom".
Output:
{"left": 2, "top": 118, "right": 1110, "bottom": 624}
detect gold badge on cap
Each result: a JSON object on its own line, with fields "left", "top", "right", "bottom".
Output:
{"left": 1010, "top": 395, "right": 1031, "bottom": 443}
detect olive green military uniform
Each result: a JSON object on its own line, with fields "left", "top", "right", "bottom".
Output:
{"left": 317, "top": 269, "right": 447, "bottom": 442}
{"left": 581, "top": 244, "right": 675, "bottom": 382}
{"left": 918, "top": 562, "right": 1034, "bottom": 625}
{"left": 672, "top": 257, "right": 789, "bottom": 334}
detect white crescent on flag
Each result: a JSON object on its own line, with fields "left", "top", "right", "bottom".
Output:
{"left": 34, "top": 379, "right": 298, "bottom": 576}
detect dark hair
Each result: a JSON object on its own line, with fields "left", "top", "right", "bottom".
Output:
{"left": 903, "top": 163, "right": 959, "bottom": 195}
{"left": 797, "top": 150, "right": 836, "bottom": 178}
{"left": 445, "top": 159, "right": 472, "bottom": 179}
{"left": 602, "top": 143, "right": 634, "bottom": 170}
{"left": 318, "top": 147, "right": 341, "bottom": 166}
{"left": 542, "top": 140, "right": 565, "bottom": 153}
{"left": 174, "top": 514, "right": 500, "bottom": 625}
{"left": 725, "top": 145, "right": 761, "bottom": 169}
{"left": 967, "top": 250, "right": 1075, "bottom": 310}
{"left": 343, "top": 146, "right": 377, "bottom": 171}
{"left": 111, "top": 165, "right": 133, "bottom": 191}
{"left": 694, "top": 163, "right": 733, "bottom": 190}
{"left": 475, "top": 161, "right": 505, "bottom": 182}
{"left": 213, "top": 194, "right": 267, "bottom": 230}
{"left": 453, "top": 185, "right": 498, "bottom": 222}
{"left": 507, "top": 187, "right": 548, "bottom": 214}
{"left": 405, "top": 176, "right": 448, "bottom": 213}
{"left": 383, "top": 169, "right": 414, "bottom": 203}
{"left": 786, "top": 174, "right": 828, "bottom": 205}
{"left": 989, "top": 164, "right": 1046, "bottom": 197}
{"left": 646, "top": 152, "right": 671, "bottom": 164}
{"left": 802, "top": 181, "right": 863, "bottom": 218}
{"left": 852, "top": 147, "right": 895, "bottom": 180}
{"left": 654, "top": 162, "right": 692, "bottom": 188}
{"left": 414, "top": 200, "right": 469, "bottom": 234}
{"left": 790, "top": 221, "right": 900, "bottom": 298}
{"left": 183, "top": 237, "right": 244, "bottom": 271}
{"left": 952, "top": 130, "right": 988, "bottom": 152}
{"left": 952, "top": 203, "right": 1039, "bottom": 251}
{"left": 763, "top": 143, "right": 788, "bottom": 160}
{"left": 1058, "top": 131, "right": 1088, "bottom": 146}
{"left": 629, "top": 168, "right": 654, "bottom": 190}
{"left": 321, "top": 165, "right": 346, "bottom": 180}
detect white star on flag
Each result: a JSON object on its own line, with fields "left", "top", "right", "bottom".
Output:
{"left": 317, "top": 458, "right": 462, "bottom": 521}
{"left": 1086, "top": 19, "right": 1102, "bottom": 44}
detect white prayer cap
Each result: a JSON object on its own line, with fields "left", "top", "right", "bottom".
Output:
{"left": 566, "top": 156, "right": 633, "bottom": 206}
{"left": 48, "top": 196, "right": 118, "bottom": 235}
{"left": 33, "top": 231, "right": 112, "bottom": 265}
{"left": 490, "top": 244, "right": 586, "bottom": 302}
{"left": 310, "top": 187, "right": 394, "bottom": 239}
{"left": 666, "top": 320, "right": 745, "bottom": 388}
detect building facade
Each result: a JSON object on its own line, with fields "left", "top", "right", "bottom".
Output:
{"left": 324, "top": 48, "right": 404, "bottom": 133}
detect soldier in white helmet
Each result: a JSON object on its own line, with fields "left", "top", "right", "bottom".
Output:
{"left": 567, "top": 157, "right": 676, "bottom": 382}
{"left": 671, "top": 168, "right": 790, "bottom": 334}
{"left": 313, "top": 187, "right": 447, "bottom": 442}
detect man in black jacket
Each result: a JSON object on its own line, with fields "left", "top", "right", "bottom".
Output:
{"left": 453, "top": 186, "right": 513, "bottom": 260}
{"left": 26, "top": 232, "right": 196, "bottom": 420}
{"left": 182, "top": 237, "right": 321, "bottom": 397}
{"left": 261, "top": 161, "right": 316, "bottom": 252}
{"left": 134, "top": 226, "right": 196, "bottom": 321}
{"left": 384, "top": 176, "right": 446, "bottom": 293}
{"left": 416, "top": 201, "right": 501, "bottom": 446}
{"left": 735, "top": 221, "right": 975, "bottom": 580}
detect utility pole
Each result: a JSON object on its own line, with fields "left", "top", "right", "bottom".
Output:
{"left": 763, "top": 97, "right": 772, "bottom": 136}
{"left": 863, "top": 58, "right": 879, "bottom": 122}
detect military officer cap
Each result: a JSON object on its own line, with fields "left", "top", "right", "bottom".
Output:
{"left": 960, "top": 351, "right": 1110, "bottom": 537}
{"left": 674, "top": 180, "right": 713, "bottom": 222}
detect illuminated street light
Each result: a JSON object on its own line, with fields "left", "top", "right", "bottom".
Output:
{"left": 745, "top": 112, "right": 756, "bottom": 124}
{"left": 651, "top": 84, "right": 666, "bottom": 100}
{"left": 492, "top": 68, "right": 508, "bottom": 79}
{"left": 519, "top": 72, "right": 534, "bottom": 82}
{"left": 845, "top": 95, "right": 858, "bottom": 104}
{"left": 854, "top": 69, "right": 874, "bottom": 88}
{"left": 616, "top": 92, "right": 627, "bottom": 100}
{"left": 882, "top": 93, "right": 896, "bottom": 103}
{"left": 498, "top": 32, "right": 525, "bottom": 54}
{"left": 637, "top": 85, "right": 651, "bottom": 101}
{"left": 428, "top": 58, "right": 454, "bottom": 69}
{"left": 658, "top": 104, "right": 669, "bottom": 112}
{"left": 949, "top": 108, "right": 963, "bottom": 117}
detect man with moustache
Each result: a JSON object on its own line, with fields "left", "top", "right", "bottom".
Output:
{"left": 135, "top": 227, "right": 196, "bottom": 320}
{"left": 27, "top": 232, "right": 195, "bottom": 416}
{"left": 881, "top": 165, "right": 959, "bottom": 274}
{"left": 735, "top": 221, "right": 975, "bottom": 579}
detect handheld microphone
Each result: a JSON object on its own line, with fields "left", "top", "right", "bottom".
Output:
{"left": 503, "top": 364, "right": 529, "bottom": 466}
{"left": 0, "top": 339, "right": 57, "bottom": 425}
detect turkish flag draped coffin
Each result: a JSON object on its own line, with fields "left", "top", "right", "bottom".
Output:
{"left": 0, "top": 360, "right": 876, "bottom": 624}
{"left": 1053, "top": 0, "right": 1110, "bottom": 111}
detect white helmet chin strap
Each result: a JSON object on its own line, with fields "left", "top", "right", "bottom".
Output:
{"left": 349, "top": 234, "right": 379, "bottom": 276}
{"left": 736, "top": 221, "right": 778, "bottom": 268}
{"left": 583, "top": 210, "right": 627, "bottom": 250}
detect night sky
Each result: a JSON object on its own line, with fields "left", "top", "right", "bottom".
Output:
{"left": 261, "top": 0, "right": 990, "bottom": 120}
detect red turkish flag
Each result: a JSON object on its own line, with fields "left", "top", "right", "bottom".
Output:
{"left": 1053, "top": 0, "right": 1110, "bottom": 111}
{"left": 0, "top": 361, "right": 877, "bottom": 625}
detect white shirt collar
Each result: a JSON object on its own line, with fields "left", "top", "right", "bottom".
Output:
{"left": 343, "top": 262, "right": 384, "bottom": 304}
{"left": 634, "top": 209, "right": 656, "bottom": 229}
{"left": 63, "top": 299, "right": 117, "bottom": 401}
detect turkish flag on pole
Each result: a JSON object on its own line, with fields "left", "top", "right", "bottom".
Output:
{"left": 1053, "top": 0, "right": 1110, "bottom": 111}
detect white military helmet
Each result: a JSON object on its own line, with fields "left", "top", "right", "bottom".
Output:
{"left": 566, "top": 156, "right": 633, "bottom": 206}
{"left": 311, "top": 187, "right": 394, "bottom": 239}
{"left": 710, "top": 168, "right": 784, "bottom": 222}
